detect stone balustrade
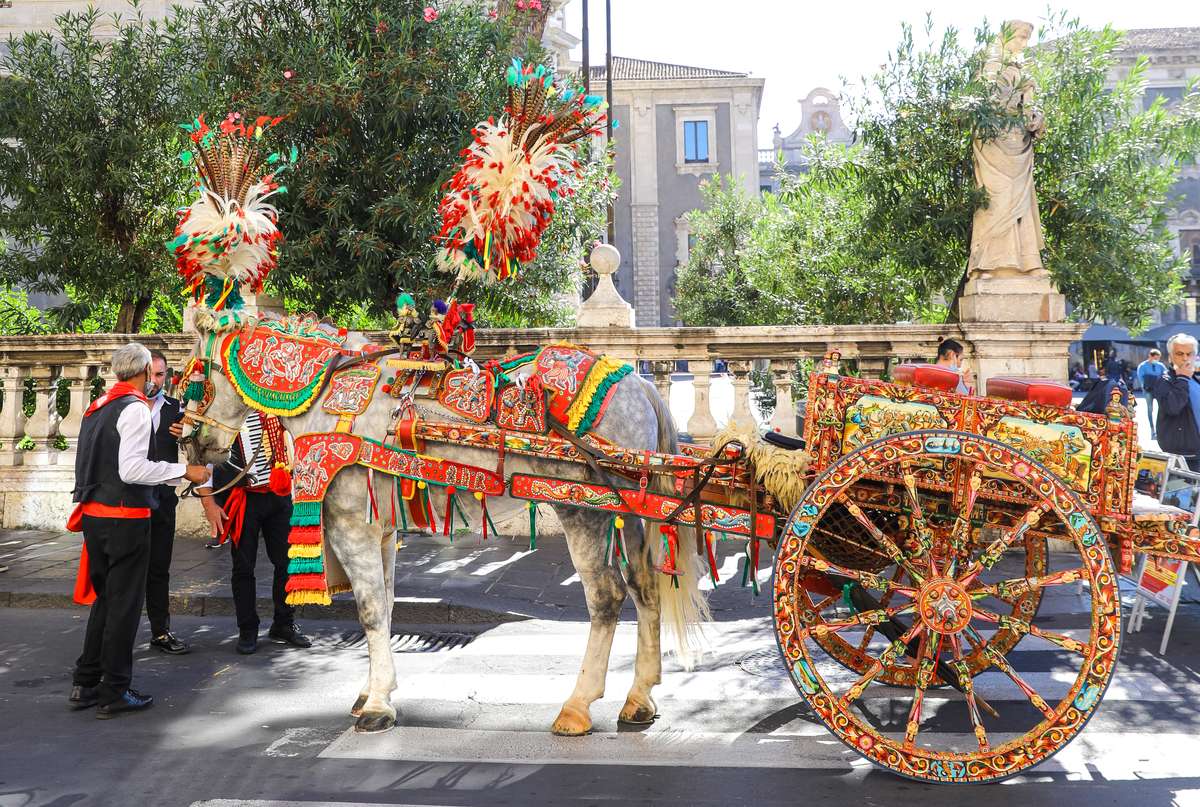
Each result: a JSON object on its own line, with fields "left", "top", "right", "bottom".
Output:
{"left": 0, "top": 319, "right": 1083, "bottom": 531}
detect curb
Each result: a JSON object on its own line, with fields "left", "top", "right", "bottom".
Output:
{"left": 0, "top": 589, "right": 529, "bottom": 626}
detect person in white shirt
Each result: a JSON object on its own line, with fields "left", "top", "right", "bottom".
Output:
{"left": 68, "top": 343, "right": 207, "bottom": 717}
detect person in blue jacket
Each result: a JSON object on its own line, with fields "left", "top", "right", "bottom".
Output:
{"left": 1136, "top": 348, "right": 1166, "bottom": 438}
{"left": 1152, "top": 333, "right": 1200, "bottom": 471}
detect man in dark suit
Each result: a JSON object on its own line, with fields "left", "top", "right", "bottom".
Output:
{"left": 197, "top": 411, "right": 311, "bottom": 655}
{"left": 145, "top": 350, "right": 189, "bottom": 654}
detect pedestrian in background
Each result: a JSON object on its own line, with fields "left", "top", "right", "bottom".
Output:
{"left": 1137, "top": 348, "right": 1166, "bottom": 439}
{"left": 1077, "top": 357, "right": 1130, "bottom": 415}
{"left": 67, "top": 344, "right": 207, "bottom": 718}
{"left": 1152, "top": 333, "right": 1200, "bottom": 471}
{"left": 144, "top": 350, "right": 189, "bottom": 654}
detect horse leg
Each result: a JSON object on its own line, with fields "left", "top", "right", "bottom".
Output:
{"left": 323, "top": 474, "right": 397, "bottom": 732}
{"left": 618, "top": 518, "right": 661, "bottom": 724}
{"left": 349, "top": 526, "right": 398, "bottom": 719}
{"left": 551, "top": 507, "right": 627, "bottom": 736}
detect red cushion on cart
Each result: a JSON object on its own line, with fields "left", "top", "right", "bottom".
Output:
{"left": 892, "top": 363, "right": 960, "bottom": 392}
{"left": 986, "top": 377, "right": 1072, "bottom": 407}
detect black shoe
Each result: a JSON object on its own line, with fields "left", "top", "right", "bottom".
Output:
{"left": 268, "top": 623, "right": 312, "bottom": 648}
{"left": 150, "top": 632, "right": 191, "bottom": 655}
{"left": 96, "top": 688, "right": 153, "bottom": 719}
{"left": 68, "top": 684, "right": 99, "bottom": 710}
{"left": 236, "top": 633, "right": 258, "bottom": 655}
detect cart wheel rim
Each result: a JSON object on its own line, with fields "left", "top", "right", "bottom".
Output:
{"left": 774, "top": 429, "right": 1121, "bottom": 784}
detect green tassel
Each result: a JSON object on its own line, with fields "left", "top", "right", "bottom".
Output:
{"left": 287, "top": 557, "right": 324, "bottom": 574}
{"left": 604, "top": 517, "right": 615, "bottom": 566}
{"left": 528, "top": 502, "right": 537, "bottom": 550}
{"left": 740, "top": 544, "right": 750, "bottom": 588}
{"left": 182, "top": 380, "right": 205, "bottom": 402}
{"left": 451, "top": 494, "right": 471, "bottom": 536}
{"left": 485, "top": 506, "right": 499, "bottom": 539}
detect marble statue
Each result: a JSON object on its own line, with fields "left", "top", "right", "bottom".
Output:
{"left": 967, "top": 20, "right": 1047, "bottom": 278}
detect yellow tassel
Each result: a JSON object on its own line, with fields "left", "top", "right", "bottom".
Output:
{"left": 565, "top": 355, "right": 627, "bottom": 432}
{"left": 288, "top": 544, "right": 323, "bottom": 559}
{"left": 483, "top": 231, "right": 492, "bottom": 272}
{"left": 284, "top": 590, "right": 332, "bottom": 606}
{"left": 213, "top": 277, "right": 236, "bottom": 309}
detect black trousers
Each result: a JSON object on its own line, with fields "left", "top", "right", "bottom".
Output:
{"left": 73, "top": 515, "right": 151, "bottom": 704}
{"left": 230, "top": 491, "right": 294, "bottom": 634}
{"left": 146, "top": 491, "right": 177, "bottom": 637}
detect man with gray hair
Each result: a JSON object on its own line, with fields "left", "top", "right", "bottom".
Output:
{"left": 67, "top": 343, "right": 207, "bottom": 718}
{"left": 1151, "top": 332, "right": 1200, "bottom": 471}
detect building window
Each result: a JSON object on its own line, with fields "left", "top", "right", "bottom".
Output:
{"left": 683, "top": 120, "right": 709, "bottom": 163}
{"left": 673, "top": 105, "right": 717, "bottom": 175}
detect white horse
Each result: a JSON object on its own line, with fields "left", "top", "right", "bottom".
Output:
{"left": 183, "top": 322, "right": 709, "bottom": 734}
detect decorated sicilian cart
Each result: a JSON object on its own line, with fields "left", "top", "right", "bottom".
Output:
{"left": 165, "top": 60, "right": 1200, "bottom": 785}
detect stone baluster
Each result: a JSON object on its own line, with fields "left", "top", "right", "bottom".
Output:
{"left": 57, "top": 364, "right": 94, "bottom": 458}
{"left": 727, "top": 360, "right": 755, "bottom": 430}
{"left": 769, "top": 359, "right": 797, "bottom": 436}
{"left": 0, "top": 366, "right": 29, "bottom": 466}
{"left": 23, "top": 366, "right": 56, "bottom": 465}
{"left": 858, "top": 356, "right": 889, "bottom": 380}
{"left": 650, "top": 360, "right": 674, "bottom": 406}
{"left": 686, "top": 359, "right": 718, "bottom": 443}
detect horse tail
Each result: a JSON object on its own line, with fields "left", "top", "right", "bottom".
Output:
{"left": 642, "top": 376, "right": 711, "bottom": 669}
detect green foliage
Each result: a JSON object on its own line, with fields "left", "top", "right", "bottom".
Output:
{"left": 677, "top": 16, "right": 1200, "bottom": 329}
{"left": 16, "top": 435, "right": 34, "bottom": 452}
{"left": 198, "top": 0, "right": 610, "bottom": 326}
{"left": 0, "top": 287, "right": 51, "bottom": 335}
{"left": 0, "top": 2, "right": 209, "bottom": 332}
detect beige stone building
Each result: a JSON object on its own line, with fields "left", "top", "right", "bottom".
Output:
{"left": 590, "top": 57, "right": 764, "bottom": 325}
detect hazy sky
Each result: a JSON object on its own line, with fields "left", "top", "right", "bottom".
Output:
{"left": 562, "top": 1, "right": 1193, "bottom": 147}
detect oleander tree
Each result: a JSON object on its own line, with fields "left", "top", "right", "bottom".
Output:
{"left": 676, "top": 15, "right": 1200, "bottom": 329}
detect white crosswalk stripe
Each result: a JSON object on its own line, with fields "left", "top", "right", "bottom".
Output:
{"left": 243, "top": 615, "right": 1198, "bottom": 784}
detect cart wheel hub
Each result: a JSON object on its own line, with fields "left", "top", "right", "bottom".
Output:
{"left": 917, "top": 578, "right": 972, "bottom": 634}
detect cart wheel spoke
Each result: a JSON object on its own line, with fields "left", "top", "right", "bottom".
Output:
{"left": 903, "top": 632, "right": 943, "bottom": 749}
{"left": 957, "top": 504, "right": 1049, "bottom": 588}
{"left": 970, "top": 605, "right": 1089, "bottom": 654}
{"left": 901, "top": 466, "right": 937, "bottom": 570}
{"left": 947, "top": 469, "right": 982, "bottom": 576}
{"left": 797, "top": 555, "right": 917, "bottom": 598}
{"left": 841, "top": 622, "right": 924, "bottom": 705}
{"left": 949, "top": 634, "right": 990, "bottom": 751}
{"left": 971, "top": 566, "right": 1087, "bottom": 601}
{"left": 964, "top": 626, "right": 1057, "bottom": 720}
{"left": 806, "top": 603, "right": 916, "bottom": 638}
{"left": 844, "top": 501, "right": 926, "bottom": 584}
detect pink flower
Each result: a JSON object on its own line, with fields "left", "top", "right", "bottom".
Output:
{"left": 487, "top": 8, "right": 498, "bottom": 20}
{"left": 423, "top": 6, "right": 438, "bottom": 21}
{"left": 515, "top": 0, "right": 525, "bottom": 8}
{"left": 529, "top": 0, "right": 543, "bottom": 9}
{"left": 283, "top": 69, "right": 294, "bottom": 79}
{"left": 375, "top": 20, "right": 389, "bottom": 34}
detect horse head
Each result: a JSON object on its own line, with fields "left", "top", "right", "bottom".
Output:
{"left": 178, "top": 311, "right": 257, "bottom": 466}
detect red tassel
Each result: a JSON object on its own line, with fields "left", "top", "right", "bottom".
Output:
{"left": 705, "top": 531, "right": 719, "bottom": 583}
{"left": 269, "top": 463, "right": 291, "bottom": 497}
{"left": 479, "top": 493, "right": 488, "bottom": 541}
{"left": 221, "top": 487, "right": 248, "bottom": 547}
{"left": 73, "top": 543, "right": 96, "bottom": 606}
{"left": 660, "top": 524, "right": 680, "bottom": 576}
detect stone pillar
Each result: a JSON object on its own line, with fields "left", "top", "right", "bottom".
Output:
{"left": 727, "top": 360, "right": 755, "bottom": 430}
{"left": 687, "top": 360, "right": 718, "bottom": 442}
{"left": 632, "top": 205, "right": 661, "bottom": 326}
{"left": 957, "top": 322, "right": 1087, "bottom": 390}
{"left": 769, "top": 359, "right": 797, "bottom": 436}
{"left": 0, "top": 366, "right": 29, "bottom": 466}
{"left": 957, "top": 271, "right": 1066, "bottom": 324}
{"left": 23, "top": 366, "right": 55, "bottom": 466}
{"left": 577, "top": 243, "right": 635, "bottom": 328}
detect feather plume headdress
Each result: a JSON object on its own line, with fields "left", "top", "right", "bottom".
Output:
{"left": 167, "top": 113, "right": 295, "bottom": 311}
{"left": 435, "top": 59, "right": 607, "bottom": 282}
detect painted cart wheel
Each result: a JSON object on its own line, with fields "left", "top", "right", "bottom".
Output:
{"left": 774, "top": 430, "right": 1120, "bottom": 783}
{"left": 797, "top": 501, "right": 1047, "bottom": 687}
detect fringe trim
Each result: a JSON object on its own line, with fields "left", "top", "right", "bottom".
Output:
{"left": 565, "top": 356, "right": 631, "bottom": 433}
{"left": 288, "top": 544, "right": 323, "bottom": 559}
{"left": 285, "top": 590, "right": 332, "bottom": 606}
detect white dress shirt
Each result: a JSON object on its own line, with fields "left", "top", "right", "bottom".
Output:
{"left": 150, "top": 391, "right": 166, "bottom": 432}
{"left": 116, "top": 399, "right": 186, "bottom": 486}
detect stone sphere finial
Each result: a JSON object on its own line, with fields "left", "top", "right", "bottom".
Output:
{"left": 590, "top": 242, "right": 620, "bottom": 276}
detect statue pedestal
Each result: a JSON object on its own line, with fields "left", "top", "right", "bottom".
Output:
{"left": 958, "top": 273, "right": 1065, "bottom": 324}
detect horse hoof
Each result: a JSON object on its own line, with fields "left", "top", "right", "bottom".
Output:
{"left": 617, "top": 696, "right": 658, "bottom": 725}
{"left": 350, "top": 694, "right": 368, "bottom": 718}
{"left": 551, "top": 703, "right": 592, "bottom": 736}
{"left": 354, "top": 711, "right": 395, "bottom": 733}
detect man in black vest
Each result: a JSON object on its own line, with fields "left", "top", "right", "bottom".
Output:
{"left": 145, "top": 350, "right": 189, "bottom": 654}
{"left": 68, "top": 343, "right": 208, "bottom": 717}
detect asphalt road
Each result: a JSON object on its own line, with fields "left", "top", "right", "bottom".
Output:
{"left": 4, "top": 600, "right": 1200, "bottom": 807}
